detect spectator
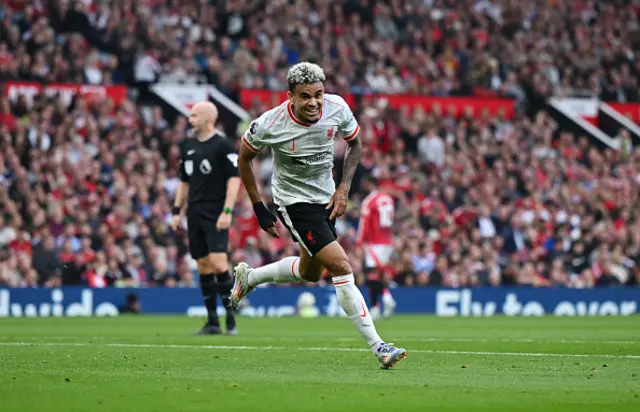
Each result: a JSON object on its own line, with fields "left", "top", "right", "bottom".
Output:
{"left": 418, "top": 127, "right": 445, "bottom": 168}
{"left": 411, "top": 241, "right": 437, "bottom": 274}
{"left": 0, "top": 215, "right": 17, "bottom": 248}
{"left": 31, "top": 235, "right": 60, "bottom": 285}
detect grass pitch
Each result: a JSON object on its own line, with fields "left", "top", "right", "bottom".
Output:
{"left": 1, "top": 316, "right": 639, "bottom": 411}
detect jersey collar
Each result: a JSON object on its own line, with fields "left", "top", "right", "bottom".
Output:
{"left": 197, "top": 133, "right": 220, "bottom": 142}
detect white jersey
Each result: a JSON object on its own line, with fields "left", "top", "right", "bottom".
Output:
{"left": 242, "top": 94, "right": 360, "bottom": 207}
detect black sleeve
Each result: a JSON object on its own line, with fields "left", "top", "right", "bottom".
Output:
{"left": 220, "top": 139, "right": 240, "bottom": 179}
{"left": 178, "top": 141, "right": 190, "bottom": 183}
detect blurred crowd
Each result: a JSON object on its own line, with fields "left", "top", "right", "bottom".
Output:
{"left": 1, "top": 0, "right": 640, "bottom": 289}
{"left": 1, "top": 0, "right": 638, "bottom": 101}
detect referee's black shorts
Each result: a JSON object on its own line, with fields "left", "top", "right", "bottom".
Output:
{"left": 187, "top": 204, "right": 228, "bottom": 259}
{"left": 277, "top": 203, "right": 337, "bottom": 256}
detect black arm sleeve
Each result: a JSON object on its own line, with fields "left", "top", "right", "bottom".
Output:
{"left": 178, "top": 141, "right": 190, "bottom": 183}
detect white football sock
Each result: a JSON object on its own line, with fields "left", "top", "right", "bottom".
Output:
{"left": 247, "top": 256, "right": 303, "bottom": 287}
{"left": 333, "top": 274, "right": 383, "bottom": 354}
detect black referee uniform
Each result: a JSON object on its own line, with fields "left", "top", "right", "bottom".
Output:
{"left": 179, "top": 133, "right": 239, "bottom": 334}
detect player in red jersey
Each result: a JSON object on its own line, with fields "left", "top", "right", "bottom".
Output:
{"left": 357, "top": 176, "right": 397, "bottom": 320}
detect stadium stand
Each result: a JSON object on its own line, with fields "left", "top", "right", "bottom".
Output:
{"left": 1, "top": 0, "right": 639, "bottom": 289}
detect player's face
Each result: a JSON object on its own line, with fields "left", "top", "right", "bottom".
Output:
{"left": 288, "top": 83, "right": 324, "bottom": 123}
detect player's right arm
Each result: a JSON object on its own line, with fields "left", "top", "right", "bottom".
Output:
{"left": 238, "top": 117, "right": 279, "bottom": 238}
{"left": 238, "top": 141, "right": 262, "bottom": 205}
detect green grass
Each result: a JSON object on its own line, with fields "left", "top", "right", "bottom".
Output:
{"left": 1, "top": 316, "right": 639, "bottom": 411}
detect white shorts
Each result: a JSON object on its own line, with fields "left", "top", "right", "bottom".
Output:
{"left": 364, "top": 245, "right": 394, "bottom": 269}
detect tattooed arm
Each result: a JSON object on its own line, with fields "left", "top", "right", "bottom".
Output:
{"left": 328, "top": 134, "right": 362, "bottom": 219}
{"left": 339, "top": 135, "right": 362, "bottom": 194}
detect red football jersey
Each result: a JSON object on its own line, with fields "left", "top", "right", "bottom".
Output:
{"left": 357, "top": 191, "right": 394, "bottom": 246}
{"left": 232, "top": 212, "right": 260, "bottom": 249}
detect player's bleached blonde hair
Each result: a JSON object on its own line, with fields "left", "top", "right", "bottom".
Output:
{"left": 287, "top": 62, "right": 326, "bottom": 92}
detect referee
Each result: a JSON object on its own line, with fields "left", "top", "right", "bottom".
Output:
{"left": 171, "top": 101, "right": 241, "bottom": 335}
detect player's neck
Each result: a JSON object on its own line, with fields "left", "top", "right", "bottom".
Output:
{"left": 196, "top": 128, "right": 216, "bottom": 141}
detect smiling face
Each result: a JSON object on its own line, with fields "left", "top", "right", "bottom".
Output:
{"left": 288, "top": 82, "right": 324, "bottom": 124}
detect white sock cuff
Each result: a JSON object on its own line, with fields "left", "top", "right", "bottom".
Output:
{"left": 291, "top": 257, "right": 302, "bottom": 281}
{"left": 332, "top": 273, "right": 354, "bottom": 287}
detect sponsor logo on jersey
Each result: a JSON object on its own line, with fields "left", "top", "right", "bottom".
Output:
{"left": 291, "top": 151, "right": 331, "bottom": 166}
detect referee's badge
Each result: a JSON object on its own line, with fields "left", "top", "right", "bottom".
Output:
{"left": 185, "top": 160, "right": 194, "bottom": 176}
{"left": 199, "top": 159, "right": 212, "bottom": 174}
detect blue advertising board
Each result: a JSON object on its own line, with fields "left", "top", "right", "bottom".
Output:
{"left": 0, "top": 287, "right": 638, "bottom": 317}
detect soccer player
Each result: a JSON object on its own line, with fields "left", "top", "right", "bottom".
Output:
{"left": 171, "top": 101, "right": 241, "bottom": 335}
{"left": 231, "top": 62, "right": 407, "bottom": 369}
{"left": 357, "top": 176, "right": 397, "bottom": 320}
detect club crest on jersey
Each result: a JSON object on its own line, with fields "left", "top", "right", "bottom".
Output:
{"left": 327, "top": 128, "right": 334, "bottom": 139}
{"left": 184, "top": 160, "right": 194, "bottom": 176}
{"left": 199, "top": 159, "right": 212, "bottom": 174}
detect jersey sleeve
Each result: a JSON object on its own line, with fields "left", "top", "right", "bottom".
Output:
{"left": 178, "top": 141, "right": 190, "bottom": 183}
{"left": 337, "top": 99, "right": 360, "bottom": 142}
{"left": 241, "top": 112, "right": 270, "bottom": 153}
{"left": 220, "top": 139, "right": 240, "bottom": 179}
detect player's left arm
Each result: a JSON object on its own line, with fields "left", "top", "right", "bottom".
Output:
{"left": 340, "top": 134, "right": 362, "bottom": 193}
{"left": 328, "top": 137, "right": 361, "bottom": 219}
{"left": 328, "top": 101, "right": 362, "bottom": 219}
{"left": 337, "top": 100, "right": 362, "bottom": 192}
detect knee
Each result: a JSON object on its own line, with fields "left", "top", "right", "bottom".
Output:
{"left": 197, "top": 255, "right": 228, "bottom": 274}
{"left": 196, "top": 259, "right": 209, "bottom": 274}
{"left": 209, "top": 258, "right": 229, "bottom": 274}
{"left": 323, "top": 257, "right": 352, "bottom": 277}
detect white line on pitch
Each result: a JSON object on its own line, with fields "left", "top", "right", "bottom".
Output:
{"left": 1, "top": 342, "right": 639, "bottom": 359}
{"left": 7, "top": 336, "right": 637, "bottom": 345}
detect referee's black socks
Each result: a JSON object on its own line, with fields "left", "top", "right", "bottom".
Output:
{"left": 199, "top": 274, "right": 220, "bottom": 328}
{"left": 216, "top": 271, "right": 236, "bottom": 330}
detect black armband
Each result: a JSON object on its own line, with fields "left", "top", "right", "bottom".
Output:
{"left": 172, "top": 206, "right": 181, "bottom": 216}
